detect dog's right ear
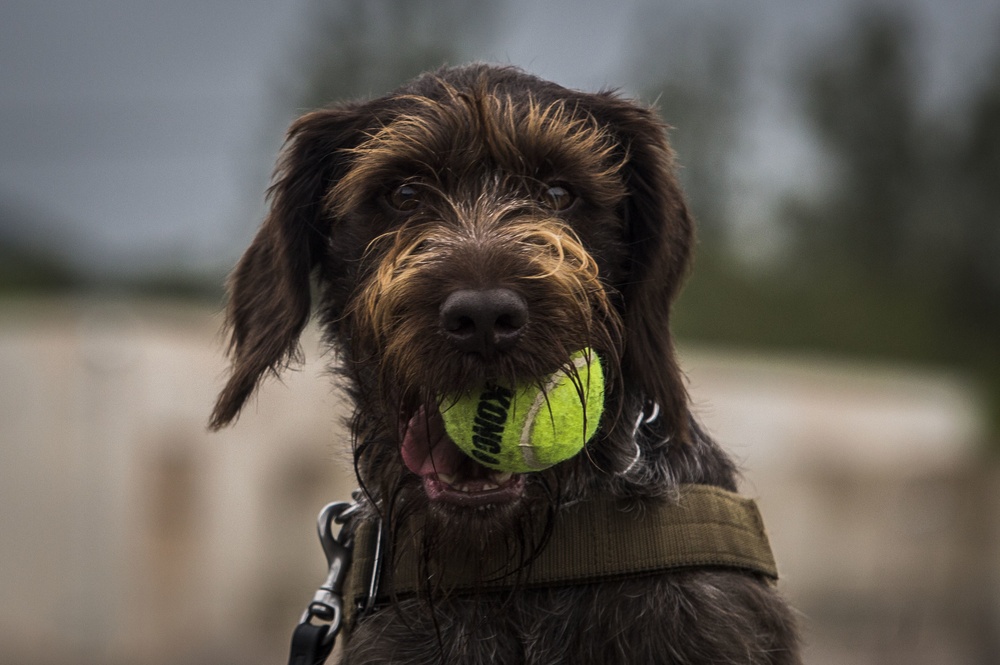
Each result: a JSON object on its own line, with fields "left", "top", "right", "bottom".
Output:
{"left": 209, "top": 105, "right": 373, "bottom": 429}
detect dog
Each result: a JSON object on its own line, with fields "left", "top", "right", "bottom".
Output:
{"left": 211, "top": 64, "right": 800, "bottom": 664}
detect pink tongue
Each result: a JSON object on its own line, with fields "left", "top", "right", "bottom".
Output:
{"left": 400, "top": 406, "right": 467, "bottom": 477}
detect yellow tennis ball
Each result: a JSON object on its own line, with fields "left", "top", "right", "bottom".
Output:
{"left": 440, "top": 349, "right": 604, "bottom": 473}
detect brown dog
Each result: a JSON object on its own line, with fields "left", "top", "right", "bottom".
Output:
{"left": 212, "top": 64, "right": 800, "bottom": 664}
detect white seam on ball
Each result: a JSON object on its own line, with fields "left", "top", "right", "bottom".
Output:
{"left": 519, "top": 353, "right": 591, "bottom": 469}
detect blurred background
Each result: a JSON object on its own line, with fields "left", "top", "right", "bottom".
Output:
{"left": 2, "top": 0, "right": 999, "bottom": 663}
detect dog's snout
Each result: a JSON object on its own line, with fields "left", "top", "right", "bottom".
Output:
{"left": 439, "top": 288, "right": 528, "bottom": 356}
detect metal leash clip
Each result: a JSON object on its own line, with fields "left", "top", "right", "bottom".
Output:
{"left": 287, "top": 500, "right": 358, "bottom": 665}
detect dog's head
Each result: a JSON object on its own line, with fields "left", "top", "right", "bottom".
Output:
{"left": 211, "top": 65, "right": 695, "bottom": 526}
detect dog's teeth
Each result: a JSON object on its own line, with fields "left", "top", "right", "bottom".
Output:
{"left": 438, "top": 475, "right": 508, "bottom": 493}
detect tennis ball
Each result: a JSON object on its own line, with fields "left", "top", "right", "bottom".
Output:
{"left": 440, "top": 349, "right": 604, "bottom": 473}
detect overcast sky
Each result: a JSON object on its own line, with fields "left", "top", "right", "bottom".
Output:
{"left": 0, "top": 0, "right": 996, "bottom": 276}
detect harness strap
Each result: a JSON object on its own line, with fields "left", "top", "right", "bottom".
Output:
{"left": 343, "top": 484, "right": 777, "bottom": 626}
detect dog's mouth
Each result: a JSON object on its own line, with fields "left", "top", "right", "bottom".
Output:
{"left": 401, "top": 406, "right": 526, "bottom": 507}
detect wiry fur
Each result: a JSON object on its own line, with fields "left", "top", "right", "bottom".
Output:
{"left": 211, "top": 64, "right": 800, "bottom": 664}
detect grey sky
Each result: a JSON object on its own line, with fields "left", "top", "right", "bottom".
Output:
{"left": 0, "top": 0, "right": 305, "bottom": 273}
{"left": 0, "top": 0, "right": 995, "bottom": 276}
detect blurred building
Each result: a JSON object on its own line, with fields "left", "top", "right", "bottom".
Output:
{"left": 0, "top": 299, "right": 995, "bottom": 665}
{"left": 0, "top": 299, "right": 355, "bottom": 665}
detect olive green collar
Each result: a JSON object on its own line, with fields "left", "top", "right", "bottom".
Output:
{"left": 344, "top": 484, "right": 777, "bottom": 626}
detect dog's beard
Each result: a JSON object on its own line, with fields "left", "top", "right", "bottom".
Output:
{"left": 376, "top": 462, "right": 561, "bottom": 606}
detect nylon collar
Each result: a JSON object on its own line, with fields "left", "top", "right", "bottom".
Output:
{"left": 343, "top": 484, "right": 778, "bottom": 626}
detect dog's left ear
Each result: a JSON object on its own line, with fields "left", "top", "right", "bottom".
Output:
{"left": 210, "top": 104, "right": 374, "bottom": 429}
{"left": 593, "top": 95, "right": 695, "bottom": 440}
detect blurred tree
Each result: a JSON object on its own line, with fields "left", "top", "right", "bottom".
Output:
{"left": 626, "top": 15, "right": 747, "bottom": 243}
{"left": 783, "top": 12, "right": 927, "bottom": 282}
{"left": 782, "top": 10, "right": 1000, "bottom": 350}
{"left": 0, "top": 239, "right": 78, "bottom": 293}
{"left": 947, "top": 53, "right": 1000, "bottom": 346}
{"left": 653, "top": 8, "right": 1000, "bottom": 434}
{"left": 289, "top": 0, "right": 502, "bottom": 110}
{"left": 779, "top": 10, "right": 1000, "bottom": 432}
{"left": 621, "top": 13, "right": 828, "bottom": 357}
{"left": 0, "top": 201, "right": 80, "bottom": 293}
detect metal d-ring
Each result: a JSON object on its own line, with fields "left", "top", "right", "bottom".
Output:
{"left": 624, "top": 400, "right": 662, "bottom": 475}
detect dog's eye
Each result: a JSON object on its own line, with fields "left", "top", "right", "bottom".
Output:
{"left": 541, "top": 185, "right": 575, "bottom": 212}
{"left": 387, "top": 184, "right": 421, "bottom": 212}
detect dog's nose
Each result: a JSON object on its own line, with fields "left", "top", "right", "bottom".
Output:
{"left": 439, "top": 288, "right": 528, "bottom": 356}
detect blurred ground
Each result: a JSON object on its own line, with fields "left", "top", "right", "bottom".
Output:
{"left": 1, "top": 297, "right": 997, "bottom": 664}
